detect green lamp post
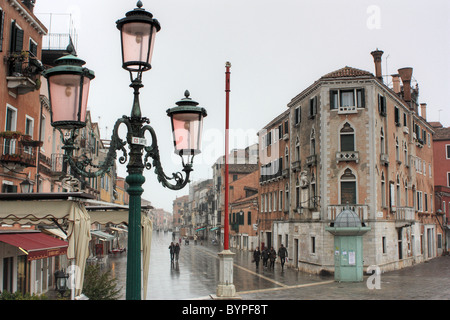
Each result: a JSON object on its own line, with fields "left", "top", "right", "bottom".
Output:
{"left": 43, "top": 1, "right": 206, "bottom": 300}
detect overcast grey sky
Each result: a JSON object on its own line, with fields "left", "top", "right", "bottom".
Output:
{"left": 35, "top": 0, "right": 450, "bottom": 213}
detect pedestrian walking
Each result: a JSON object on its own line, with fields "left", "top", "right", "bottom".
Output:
{"left": 253, "top": 247, "right": 261, "bottom": 268}
{"left": 262, "top": 247, "right": 269, "bottom": 268}
{"left": 269, "top": 247, "right": 276, "bottom": 270}
{"left": 278, "top": 244, "right": 288, "bottom": 271}
{"left": 168, "top": 242, "right": 175, "bottom": 261}
{"left": 174, "top": 243, "right": 180, "bottom": 262}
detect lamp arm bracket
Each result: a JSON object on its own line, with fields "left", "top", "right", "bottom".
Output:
{"left": 59, "top": 117, "right": 129, "bottom": 178}
{"left": 142, "top": 124, "right": 193, "bottom": 190}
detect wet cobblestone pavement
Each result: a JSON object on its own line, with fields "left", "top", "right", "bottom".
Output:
{"left": 107, "top": 231, "right": 450, "bottom": 300}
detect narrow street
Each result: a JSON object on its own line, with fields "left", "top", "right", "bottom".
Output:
{"left": 108, "top": 231, "right": 333, "bottom": 300}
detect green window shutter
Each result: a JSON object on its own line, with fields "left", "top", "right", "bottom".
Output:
{"left": 14, "top": 27, "right": 24, "bottom": 52}
{"left": 0, "top": 10, "right": 4, "bottom": 52}
{"left": 357, "top": 88, "right": 365, "bottom": 108}
{"left": 330, "top": 90, "right": 338, "bottom": 109}
{"left": 340, "top": 134, "right": 354, "bottom": 152}
{"left": 341, "top": 181, "right": 356, "bottom": 204}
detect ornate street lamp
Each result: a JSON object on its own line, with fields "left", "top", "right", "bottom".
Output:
{"left": 19, "top": 178, "right": 34, "bottom": 193}
{"left": 54, "top": 270, "right": 69, "bottom": 297}
{"left": 43, "top": 1, "right": 206, "bottom": 300}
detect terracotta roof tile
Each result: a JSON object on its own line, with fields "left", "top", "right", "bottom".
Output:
{"left": 433, "top": 126, "right": 450, "bottom": 141}
{"left": 321, "top": 66, "right": 374, "bottom": 79}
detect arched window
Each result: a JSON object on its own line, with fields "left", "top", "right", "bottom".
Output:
{"left": 310, "top": 128, "right": 316, "bottom": 155}
{"left": 396, "top": 175, "right": 401, "bottom": 207}
{"left": 285, "top": 182, "right": 290, "bottom": 212}
{"left": 380, "top": 128, "right": 385, "bottom": 154}
{"left": 404, "top": 179, "right": 409, "bottom": 207}
{"left": 310, "top": 172, "right": 316, "bottom": 208}
{"left": 403, "top": 141, "right": 408, "bottom": 165}
{"left": 295, "top": 136, "right": 300, "bottom": 161}
{"left": 285, "top": 146, "right": 289, "bottom": 169}
{"left": 395, "top": 137, "right": 400, "bottom": 162}
{"left": 340, "top": 122, "right": 355, "bottom": 152}
{"left": 340, "top": 168, "right": 356, "bottom": 204}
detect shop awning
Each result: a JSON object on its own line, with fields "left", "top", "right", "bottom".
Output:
{"left": 195, "top": 227, "right": 206, "bottom": 232}
{"left": 210, "top": 227, "right": 219, "bottom": 231}
{"left": 90, "top": 230, "right": 115, "bottom": 241}
{"left": 0, "top": 232, "right": 68, "bottom": 261}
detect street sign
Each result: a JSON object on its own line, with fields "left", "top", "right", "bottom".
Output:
{"left": 131, "top": 137, "right": 147, "bottom": 145}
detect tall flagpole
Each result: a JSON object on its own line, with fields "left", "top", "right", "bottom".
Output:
{"left": 215, "top": 61, "right": 238, "bottom": 299}
{"left": 224, "top": 61, "right": 231, "bottom": 250}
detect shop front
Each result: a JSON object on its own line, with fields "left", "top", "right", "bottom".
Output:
{"left": 0, "top": 231, "right": 68, "bottom": 295}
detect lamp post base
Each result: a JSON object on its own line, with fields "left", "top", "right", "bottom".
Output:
{"left": 215, "top": 249, "right": 240, "bottom": 299}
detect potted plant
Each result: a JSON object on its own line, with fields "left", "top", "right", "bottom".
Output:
{"left": 0, "top": 154, "right": 22, "bottom": 162}
{"left": 0, "top": 131, "right": 23, "bottom": 139}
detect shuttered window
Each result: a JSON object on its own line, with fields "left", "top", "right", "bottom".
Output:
{"left": 340, "top": 122, "right": 355, "bottom": 152}
{"left": 0, "top": 9, "right": 4, "bottom": 52}
{"left": 10, "top": 21, "right": 24, "bottom": 53}
{"left": 340, "top": 169, "right": 357, "bottom": 205}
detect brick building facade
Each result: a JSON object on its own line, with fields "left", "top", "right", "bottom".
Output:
{"left": 258, "top": 109, "right": 290, "bottom": 250}
{"left": 0, "top": 0, "right": 46, "bottom": 194}
{"left": 431, "top": 123, "right": 450, "bottom": 253}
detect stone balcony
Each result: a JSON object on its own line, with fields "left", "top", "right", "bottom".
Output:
{"left": 336, "top": 151, "right": 359, "bottom": 163}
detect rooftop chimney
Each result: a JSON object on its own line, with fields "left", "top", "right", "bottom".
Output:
{"left": 398, "top": 67, "right": 413, "bottom": 103}
{"left": 420, "top": 103, "right": 427, "bottom": 120}
{"left": 371, "top": 49, "right": 384, "bottom": 81}
{"left": 392, "top": 74, "right": 401, "bottom": 93}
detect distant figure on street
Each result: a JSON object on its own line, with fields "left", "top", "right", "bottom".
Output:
{"left": 174, "top": 243, "right": 180, "bottom": 262}
{"left": 278, "top": 244, "right": 288, "bottom": 271}
{"left": 262, "top": 247, "right": 269, "bottom": 268}
{"left": 168, "top": 242, "right": 175, "bottom": 261}
{"left": 269, "top": 247, "right": 277, "bottom": 269}
{"left": 253, "top": 247, "right": 261, "bottom": 268}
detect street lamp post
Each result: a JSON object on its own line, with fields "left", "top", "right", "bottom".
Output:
{"left": 43, "top": 2, "right": 206, "bottom": 300}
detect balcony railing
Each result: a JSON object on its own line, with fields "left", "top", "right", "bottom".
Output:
{"left": 260, "top": 160, "right": 283, "bottom": 183}
{"left": 327, "top": 204, "right": 368, "bottom": 222}
{"left": 338, "top": 105, "right": 358, "bottom": 114}
{"left": 395, "top": 207, "right": 415, "bottom": 222}
{"left": 0, "top": 134, "right": 38, "bottom": 170}
{"left": 6, "top": 51, "right": 44, "bottom": 95}
{"left": 292, "top": 160, "right": 301, "bottom": 172}
{"left": 230, "top": 223, "right": 240, "bottom": 232}
{"left": 336, "top": 151, "right": 359, "bottom": 163}
{"left": 306, "top": 154, "right": 317, "bottom": 166}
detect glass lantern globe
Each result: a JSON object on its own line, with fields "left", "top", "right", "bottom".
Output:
{"left": 116, "top": 1, "right": 161, "bottom": 72}
{"left": 167, "top": 91, "right": 207, "bottom": 156}
{"left": 43, "top": 55, "right": 95, "bottom": 129}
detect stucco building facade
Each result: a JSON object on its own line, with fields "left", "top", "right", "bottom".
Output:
{"left": 273, "top": 50, "right": 440, "bottom": 274}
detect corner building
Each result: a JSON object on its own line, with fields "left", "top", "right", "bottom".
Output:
{"left": 274, "top": 51, "right": 439, "bottom": 274}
